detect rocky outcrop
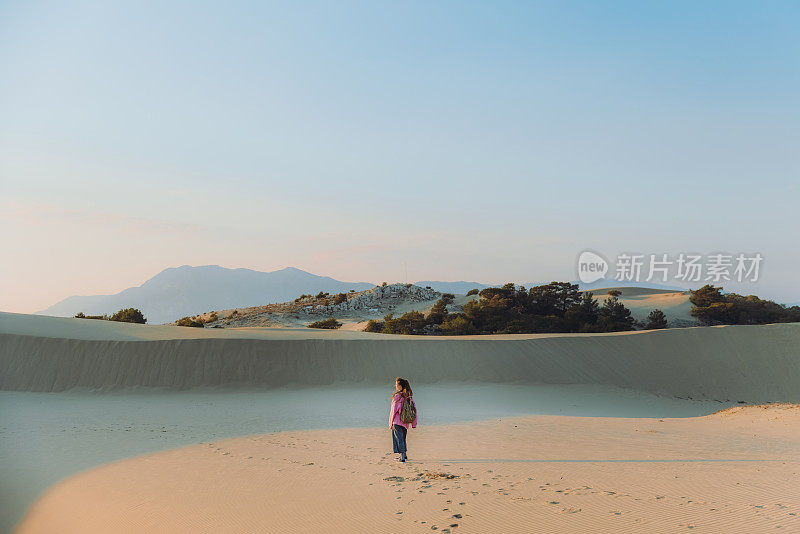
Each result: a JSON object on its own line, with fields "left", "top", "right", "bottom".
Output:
{"left": 202, "top": 284, "right": 442, "bottom": 328}
{"left": 344, "top": 284, "right": 439, "bottom": 310}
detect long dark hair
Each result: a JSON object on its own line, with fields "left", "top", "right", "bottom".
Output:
{"left": 394, "top": 377, "right": 412, "bottom": 399}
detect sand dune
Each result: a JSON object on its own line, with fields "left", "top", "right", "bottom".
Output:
{"left": 4, "top": 312, "right": 799, "bottom": 532}
{"left": 15, "top": 404, "right": 800, "bottom": 533}
{"left": 588, "top": 287, "right": 687, "bottom": 297}
{"left": 590, "top": 287, "right": 696, "bottom": 326}
{"left": 1, "top": 313, "right": 798, "bottom": 402}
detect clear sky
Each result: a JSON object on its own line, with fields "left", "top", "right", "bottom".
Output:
{"left": 1, "top": 0, "right": 798, "bottom": 312}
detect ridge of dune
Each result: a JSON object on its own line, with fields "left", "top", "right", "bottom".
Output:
{"left": 712, "top": 403, "right": 800, "bottom": 417}
{"left": 15, "top": 405, "right": 800, "bottom": 534}
{"left": 1, "top": 312, "right": 798, "bottom": 402}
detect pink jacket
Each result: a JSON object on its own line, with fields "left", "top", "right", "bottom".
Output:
{"left": 390, "top": 393, "right": 418, "bottom": 429}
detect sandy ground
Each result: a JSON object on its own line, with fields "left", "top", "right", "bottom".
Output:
{"left": 3, "top": 312, "right": 798, "bottom": 532}
{"left": 15, "top": 404, "right": 799, "bottom": 533}
{"left": 0, "top": 384, "right": 724, "bottom": 533}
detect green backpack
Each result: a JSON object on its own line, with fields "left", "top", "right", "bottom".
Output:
{"left": 400, "top": 396, "right": 416, "bottom": 424}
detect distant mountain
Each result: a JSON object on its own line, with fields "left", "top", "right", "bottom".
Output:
{"left": 37, "top": 266, "right": 375, "bottom": 324}
{"left": 414, "top": 281, "right": 492, "bottom": 294}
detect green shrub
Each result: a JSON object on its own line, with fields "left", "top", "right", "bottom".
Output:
{"left": 596, "top": 294, "right": 634, "bottom": 331}
{"left": 645, "top": 309, "right": 668, "bottom": 329}
{"left": 355, "top": 281, "right": 640, "bottom": 336}
{"left": 364, "top": 319, "right": 383, "bottom": 332}
{"left": 466, "top": 289, "right": 479, "bottom": 296}
{"left": 109, "top": 308, "right": 147, "bottom": 324}
{"left": 441, "top": 315, "right": 477, "bottom": 335}
{"left": 382, "top": 311, "right": 427, "bottom": 335}
{"left": 690, "top": 284, "right": 800, "bottom": 325}
{"left": 427, "top": 298, "right": 450, "bottom": 325}
{"left": 689, "top": 285, "right": 725, "bottom": 308}
{"left": 308, "top": 318, "right": 342, "bottom": 329}
{"left": 73, "top": 312, "right": 107, "bottom": 320}
{"left": 333, "top": 293, "right": 347, "bottom": 305}
{"left": 462, "top": 282, "right": 633, "bottom": 334}
{"left": 564, "top": 292, "right": 599, "bottom": 329}
{"left": 176, "top": 316, "right": 204, "bottom": 327}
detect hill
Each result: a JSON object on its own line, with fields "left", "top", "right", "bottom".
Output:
{"left": 1, "top": 311, "right": 798, "bottom": 401}
{"left": 195, "top": 283, "right": 445, "bottom": 329}
{"left": 175, "top": 284, "right": 694, "bottom": 331}
{"left": 36, "top": 266, "right": 375, "bottom": 325}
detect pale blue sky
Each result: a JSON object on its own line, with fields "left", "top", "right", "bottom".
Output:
{"left": 1, "top": 1, "right": 798, "bottom": 312}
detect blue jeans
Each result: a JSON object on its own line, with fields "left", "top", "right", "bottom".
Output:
{"left": 392, "top": 424, "right": 407, "bottom": 453}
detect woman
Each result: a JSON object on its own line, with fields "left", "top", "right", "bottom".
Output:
{"left": 389, "top": 377, "right": 417, "bottom": 462}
